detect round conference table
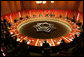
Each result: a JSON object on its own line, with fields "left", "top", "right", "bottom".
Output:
{"left": 8, "top": 17, "right": 81, "bottom": 47}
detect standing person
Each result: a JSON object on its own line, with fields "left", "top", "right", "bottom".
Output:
{"left": 42, "top": 41, "right": 50, "bottom": 56}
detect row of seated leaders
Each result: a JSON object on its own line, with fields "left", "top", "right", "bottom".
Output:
{"left": 1, "top": 13, "right": 83, "bottom": 56}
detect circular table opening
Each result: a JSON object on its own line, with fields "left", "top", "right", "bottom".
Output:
{"left": 18, "top": 20, "right": 71, "bottom": 39}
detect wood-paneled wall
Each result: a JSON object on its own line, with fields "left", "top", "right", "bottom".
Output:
{"left": 1, "top": 1, "right": 83, "bottom": 16}
{"left": 1, "top": 1, "right": 21, "bottom": 16}
{"left": 20, "top": 1, "right": 80, "bottom": 10}
{"left": 1, "top": 1, "right": 11, "bottom": 16}
{"left": 78, "top": 1, "right": 83, "bottom": 12}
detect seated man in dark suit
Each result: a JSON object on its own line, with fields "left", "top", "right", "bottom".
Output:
{"left": 3, "top": 17, "right": 7, "bottom": 23}
{"left": 50, "top": 13, "right": 53, "bottom": 17}
{"left": 39, "top": 14, "right": 42, "bottom": 17}
{"left": 42, "top": 41, "right": 50, "bottom": 56}
{"left": 42, "top": 41, "right": 50, "bottom": 48}
{"left": 72, "top": 15, "right": 75, "bottom": 19}
{"left": 71, "top": 19, "right": 76, "bottom": 22}
{"left": 14, "top": 19, "right": 18, "bottom": 23}
{"left": 33, "top": 14, "right": 36, "bottom": 17}
{"left": 20, "top": 17, "right": 23, "bottom": 20}
{"left": 1, "top": 21, "right": 4, "bottom": 29}
{"left": 8, "top": 22, "right": 12, "bottom": 27}
{"left": 60, "top": 40, "right": 67, "bottom": 49}
{"left": 65, "top": 17, "right": 69, "bottom": 19}
{"left": 4, "top": 22, "right": 9, "bottom": 27}
{"left": 26, "top": 16, "right": 31, "bottom": 19}
{"left": 71, "top": 16, "right": 76, "bottom": 22}
{"left": 2, "top": 18, "right": 9, "bottom": 27}
{"left": 76, "top": 20, "right": 81, "bottom": 26}
{"left": 45, "top": 14, "right": 49, "bottom": 17}
{"left": 59, "top": 15, "right": 62, "bottom": 18}
{"left": 52, "top": 14, "right": 55, "bottom": 17}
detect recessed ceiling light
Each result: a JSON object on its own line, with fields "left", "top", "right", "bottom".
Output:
{"left": 51, "top": 1, "right": 54, "bottom": 3}
{"left": 36, "top": 1, "right": 40, "bottom": 4}
{"left": 39, "top": 1, "right": 42, "bottom": 3}
{"left": 43, "top": 1, "right": 46, "bottom": 4}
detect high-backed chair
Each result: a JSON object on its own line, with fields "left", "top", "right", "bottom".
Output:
{"left": 45, "top": 14, "right": 49, "bottom": 17}
{"left": 33, "top": 14, "right": 36, "bottom": 17}
{"left": 14, "top": 19, "right": 18, "bottom": 23}
{"left": 8, "top": 22, "right": 12, "bottom": 27}
{"left": 59, "top": 15, "right": 62, "bottom": 18}
{"left": 20, "top": 17, "right": 23, "bottom": 20}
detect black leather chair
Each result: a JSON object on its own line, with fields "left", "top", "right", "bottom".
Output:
{"left": 20, "top": 17, "right": 23, "bottom": 20}
{"left": 50, "top": 13, "right": 53, "bottom": 17}
{"left": 8, "top": 22, "right": 12, "bottom": 27}
{"left": 59, "top": 15, "right": 62, "bottom": 18}
{"left": 65, "top": 17, "right": 68, "bottom": 19}
{"left": 52, "top": 14, "right": 55, "bottom": 17}
{"left": 33, "top": 14, "right": 36, "bottom": 17}
{"left": 26, "top": 16, "right": 29, "bottom": 18}
{"left": 14, "top": 19, "right": 18, "bottom": 23}
{"left": 3, "top": 18, "right": 7, "bottom": 23}
{"left": 45, "top": 14, "right": 49, "bottom": 17}
{"left": 76, "top": 21, "right": 81, "bottom": 26}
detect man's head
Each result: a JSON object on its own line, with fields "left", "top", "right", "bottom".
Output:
{"left": 44, "top": 41, "right": 47, "bottom": 43}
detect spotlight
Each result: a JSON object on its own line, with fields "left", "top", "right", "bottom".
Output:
{"left": 43, "top": 1, "right": 46, "bottom": 4}
{"left": 39, "top": 1, "right": 42, "bottom": 4}
{"left": 51, "top": 1, "right": 54, "bottom": 3}
{"left": 36, "top": 1, "right": 40, "bottom": 4}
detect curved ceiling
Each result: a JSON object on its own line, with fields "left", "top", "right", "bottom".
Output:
{"left": 1, "top": 1, "right": 83, "bottom": 16}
